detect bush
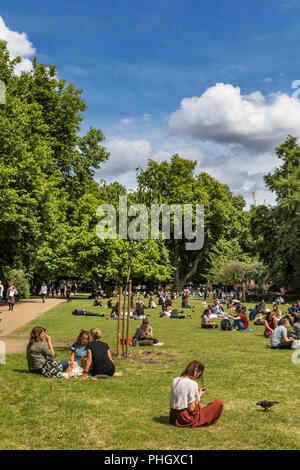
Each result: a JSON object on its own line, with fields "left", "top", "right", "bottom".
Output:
{"left": 2, "top": 267, "right": 31, "bottom": 299}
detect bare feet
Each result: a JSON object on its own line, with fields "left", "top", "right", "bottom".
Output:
{"left": 113, "top": 372, "right": 123, "bottom": 377}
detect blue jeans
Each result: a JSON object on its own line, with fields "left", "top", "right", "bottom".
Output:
{"left": 231, "top": 320, "right": 244, "bottom": 330}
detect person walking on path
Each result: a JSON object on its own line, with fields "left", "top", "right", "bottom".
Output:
{"left": 40, "top": 283, "right": 48, "bottom": 303}
{"left": 6, "top": 282, "right": 16, "bottom": 311}
{"left": 0, "top": 280, "right": 4, "bottom": 305}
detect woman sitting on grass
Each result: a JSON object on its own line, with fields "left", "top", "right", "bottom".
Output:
{"left": 201, "top": 309, "right": 218, "bottom": 329}
{"left": 27, "top": 326, "right": 71, "bottom": 378}
{"left": 264, "top": 311, "right": 277, "bottom": 338}
{"left": 148, "top": 297, "right": 157, "bottom": 308}
{"left": 82, "top": 328, "right": 123, "bottom": 379}
{"left": 133, "top": 318, "right": 163, "bottom": 346}
{"left": 63, "top": 330, "right": 90, "bottom": 379}
{"left": 169, "top": 360, "right": 223, "bottom": 427}
{"left": 272, "top": 304, "right": 282, "bottom": 321}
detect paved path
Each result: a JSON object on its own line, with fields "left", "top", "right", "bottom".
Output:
{"left": 0, "top": 297, "right": 65, "bottom": 353}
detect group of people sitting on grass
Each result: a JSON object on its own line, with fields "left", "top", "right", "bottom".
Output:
{"left": 200, "top": 299, "right": 300, "bottom": 349}
{"left": 26, "top": 326, "right": 123, "bottom": 379}
{"left": 26, "top": 316, "right": 164, "bottom": 378}
{"left": 201, "top": 304, "right": 252, "bottom": 331}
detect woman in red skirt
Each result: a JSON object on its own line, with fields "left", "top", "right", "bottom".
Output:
{"left": 169, "top": 360, "right": 223, "bottom": 427}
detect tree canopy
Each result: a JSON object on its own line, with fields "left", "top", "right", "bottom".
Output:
{"left": 0, "top": 40, "right": 298, "bottom": 293}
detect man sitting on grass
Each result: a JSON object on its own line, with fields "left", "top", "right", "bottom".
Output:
{"left": 270, "top": 318, "right": 300, "bottom": 349}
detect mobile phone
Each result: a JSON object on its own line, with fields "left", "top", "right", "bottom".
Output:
{"left": 201, "top": 388, "right": 206, "bottom": 392}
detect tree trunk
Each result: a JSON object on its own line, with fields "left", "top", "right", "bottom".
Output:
{"left": 172, "top": 244, "right": 202, "bottom": 291}
{"left": 242, "top": 282, "right": 246, "bottom": 303}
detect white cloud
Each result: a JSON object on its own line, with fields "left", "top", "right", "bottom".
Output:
{"left": 120, "top": 117, "right": 135, "bottom": 125}
{"left": 100, "top": 139, "right": 152, "bottom": 177}
{"left": 168, "top": 83, "right": 300, "bottom": 152}
{"left": 0, "top": 16, "right": 35, "bottom": 73}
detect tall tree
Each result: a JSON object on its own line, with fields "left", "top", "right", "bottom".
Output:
{"left": 250, "top": 136, "right": 300, "bottom": 288}
{"left": 137, "top": 155, "right": 251, "bottom": 289}
{"left": 0, "top": 40, "right": 109, "bottom": 285}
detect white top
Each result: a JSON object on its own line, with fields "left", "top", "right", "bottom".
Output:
{"left": 169, "top": 377, "right": 200, "bottom": 410}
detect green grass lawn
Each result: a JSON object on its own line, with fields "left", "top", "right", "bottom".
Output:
{"left": 0, "top": 295, "right": 299, "bottom": 450}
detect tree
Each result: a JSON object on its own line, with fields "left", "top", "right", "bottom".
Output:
{"left": 208, "top": 259, "right": 268, "bottom": 301}
{"left": 0, "top": 40, "right": 109, "bottom": 286}
{"left": 250, "top": 136, "right": 300, "bottom": 288}
{"left": 136, "top": 155, "right": 251, "bottom": 289}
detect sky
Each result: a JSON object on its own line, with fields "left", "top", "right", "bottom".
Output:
{"left": 1, "top": 0, "right": 300, "bottom": 206}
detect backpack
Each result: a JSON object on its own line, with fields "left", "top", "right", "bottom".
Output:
{"left": 221, "top": 318, "right": 232, "bottom": 331}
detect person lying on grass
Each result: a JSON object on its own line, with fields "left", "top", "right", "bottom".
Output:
{"left": 254, "top": 312, "right": 266, "bottom": 325}
{"left": 160, "top": 304, "right": 192, "bottom": 319}
{"left": 133, "top": 318, "right": 163, "bottom": 346}
{"left": 27, "top": 326, "right": 72, "bottom": 378}
{"left": 72, "top": 309, "right": 109, "bottom": 318}
{"left": 201, "top": 309, "right": 218, "bottom": 329}
{"left": 63, "top": 330, "right": 90, "bottom": 379}
{"left": 82, "top": 328, "right": 123, "bottom": 379}
{"left": 169, "top": 360, "right": 223, "bottom": 427}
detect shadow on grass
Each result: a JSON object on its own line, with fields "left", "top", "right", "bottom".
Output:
{"left": 153, "top": 416, "right": 172, "bottom": 426}
{"left": 13, "top": 369, "right": 29, "bottom": 374}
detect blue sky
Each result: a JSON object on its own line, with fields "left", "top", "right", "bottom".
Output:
{"left": 1, "top": 0, "right": 300, "bottom": 204}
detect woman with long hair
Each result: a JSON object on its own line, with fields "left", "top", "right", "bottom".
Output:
{"left": 264, "top": 311, "right": 277, "bottom": 338}
{"left": 82, "top": 328, "right": 123, "bottom": 379}
{"left": 272, "top": 304, "right": 282, "bottom": 321}
{"left": 27, "top": 326, "right": 71, "bottom": 377}
{"left": 169, "top": 360, "right": 223, "bottom": 427}
{"left": 63, "top": 330, "right": 90, "bottom": 378}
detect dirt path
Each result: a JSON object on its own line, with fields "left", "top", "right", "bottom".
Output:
{"left": 0, "top": 297, "right": 65, "bottom": 353}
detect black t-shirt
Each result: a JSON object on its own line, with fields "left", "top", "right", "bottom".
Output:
{"left": 86, "top": 341, "right": 114, "bottom": 375}
{"left": 136, "top": 304, "right": 145, "bottom": 316}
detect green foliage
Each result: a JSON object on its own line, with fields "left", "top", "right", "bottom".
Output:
{"left": 136, "top": 155, "right": 253, "bottom": 287}
{"left": 250, "top": 136, "right": 300, "bottom": 288}
{"left": 208, "top": 259, "right": 268, "bottom": 286}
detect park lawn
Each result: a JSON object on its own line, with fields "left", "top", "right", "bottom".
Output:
{"left": 0, "top": 295, "right": 299, "bottom": 450}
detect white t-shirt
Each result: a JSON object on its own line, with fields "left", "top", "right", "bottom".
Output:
{"left": 169, "top": 377, "right": 200, "bottom": 410}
